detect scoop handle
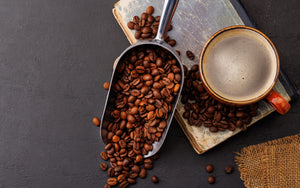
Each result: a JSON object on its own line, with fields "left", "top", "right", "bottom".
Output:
{"left": 155, "top": 0, "right": 179, "bottom": 42}
{"left": 265, "top": 90, "right": 291, "bottom": 115}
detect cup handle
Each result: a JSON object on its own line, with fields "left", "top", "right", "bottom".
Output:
{"left": 265, "top": 90, "right": 291, "bottom": 115}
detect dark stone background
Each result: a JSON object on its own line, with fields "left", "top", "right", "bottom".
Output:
{"left": 0, "top": 0, "right": 299, "bottom": 187}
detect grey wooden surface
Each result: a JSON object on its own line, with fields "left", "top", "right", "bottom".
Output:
{"left": 0, "top": 0, "right": 299, "bottom": 187}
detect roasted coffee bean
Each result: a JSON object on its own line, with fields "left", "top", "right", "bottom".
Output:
{"left": 107, "top": 168, "right": 115, "bottom": 177}
{"left": 135, "top": 31, "right": 141, "bottom": 39}
{"left": 186, "top": 50, "right": 195, "bottom": 60}
{"left": 93, "top": 117, "right": 100, "bottom": 126}
{"left": 152, "top": 176, "right": 159, "bottom": 183}
{"left": 127, "top": 178, "right": 136, "bottom": 184}
{"left": 101, "top": 151, "right": 109, "bottom": 161}
{"left": 105, "top": 143, "right": 112, "bottom": 151}
{"left": 146, "top": 6, "right": 154, "bottom": 15}
{"left": 107, "top": 178, "right": 118, "bottom": 186}
{"left": 168, "top": 39, "right": 176, "bottom": 47}
{"left": 209, "top": 126, "right": 218, "bottom": 132}
{"left": 104, "top": 184, "right": 111, "bottom": 188}
{"left": 100, "top": 163, "right": 108, "bottom": 171}
{"left": 103, "top": 82, "right": 110, "bottom": 90}
{"left": 119, "top": 181, "right": 129, "bottom": 188}
{"left": 144, "top": 143, "right": 153, "bottom": 151}
{"left": 206, "top": 164, "right": 214, "bottom": 173}
{"left": 132, "top": 165, "right": 140, "bottom": 173}
{"left": 127, "top": 21, "right": 135, "bottom": 30}
{"left": 117, "top": 174, "right": 126, "bottom": 183}
{"left": 139, "top": 168, "right": 147, "bottom": 178}
{"left": 135, "top": 155, "right": 143, "bottom": 162}
{"left": 141, "top": 12, "right": 148, "bottom": 20}
{"left": 225, "top": 165, "right": 234, "bottom": 174}
{"left": 129, "top": 172, "right": 139, "bottom": 179}
{"left": 141, "top": 26, "right": 152, "bottom": 34}
{"left": 208, "top": 176, "right": 215, "bottom": 184}
{"left": 144, "top": 163, "right": 153, "bottom": 170}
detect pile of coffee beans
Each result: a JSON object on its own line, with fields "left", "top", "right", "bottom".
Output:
{"left": 127, "top": 6, "right": 177, "bottom": 47}
{"left": 181, "top": 65, "right": 258, "bottom": 132}
{"left": 100, "top": 46, "right": 182, "bottom": 187}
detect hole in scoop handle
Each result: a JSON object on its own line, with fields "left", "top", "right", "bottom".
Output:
{"left": 155, "top": 0, "right": 179, "bottom": 42}
{"left": 265, "top": 90, "right": 291, "bottom": 115}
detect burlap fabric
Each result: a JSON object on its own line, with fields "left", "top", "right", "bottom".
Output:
{"left": 235, "top": 134, "right": 300, "bottom": 188}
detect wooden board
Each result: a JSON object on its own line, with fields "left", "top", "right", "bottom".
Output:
{"left": 112, "top": 0, "right": 291, "bottom": 154}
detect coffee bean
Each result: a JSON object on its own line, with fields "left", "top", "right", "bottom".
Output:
{"left": 190, "top": 64, "right": 199, "bottom": 72}
{"left": 132, "top": 165, "right": 140, "bottom": 173}
{"left": 168, "top": 39, "right": 176, "bottom": 47}
{"left": 186, "top": 50, "right": 195, "bottom": 60}
{"left": 133, "top": 16, "right": 139, "bottom": 23}
{"left": 127, "top": 178, "right": 136, "bottom": 184}
{"left": 141, "top": 12, "right": 147, "bottom": 20}
{"left": 107, "top": 178, "right": 118, "bottom": 186}
{"left": 141, "top": 26, "right": 152, "bottom": 34}
{"left": 100, "top": 163, "right": 108, "bottom": 171}
{"left": 135, "top": 31, "right": 141, "bottom": 39}
{"left": 135, "top": 155, "right": 143, "bottom": 162}
{"left": 144, "top": 163, "right": 153, "bottom": 170}
{"left": 209, "top": 126, "right": 218, "bottom": 132}
{"left": 104, "top": 184, "right": 111, "bottom": 188}
{"left": 103, "top": 82, "right": 110, "bottom": 90}
{"left": 112, "top": 135, "right": 120, "bottom": 143}
{"left": 144, "top": 143, "right": 153, "bottom": 151}
{"left": 100, "top": 151, "right": 108, "bottom": 161}
{"left": 119, "top": 181, "right": 129, "bottom": 188}
{"left": 152, "top": 176, "right": 159, "bottom": 183}
{"left": 208, "top": 176, "right": 215, "bottom": 184}
{"left": 225, "top": 165, "right": 234, "bottom": 174}
{"left": 146, "top": 6, "right": 154, "bottom": 15}
{"left": 206, "top": 164, "right": 214, "bottom": 173}
{"left": 127, "top": 21, "right": 135, "bottom": 30}
{"left": 117, "top": 174, "right": 126, "bottom": 183}
{"left": 139, "top": 168, "right": 147, "bottom": 178}
{"left": 92, "top": 117, "right": 100, "bottom": 126}
{"left": 129, "top": 172, "right": 138, "bottom": 179}
{"left": 141, "top": 33, "right": 152, "bottom": 39}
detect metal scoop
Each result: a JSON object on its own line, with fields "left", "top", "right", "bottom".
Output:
{"left": 100, "top": 0, "right": 183, "bottom": 158}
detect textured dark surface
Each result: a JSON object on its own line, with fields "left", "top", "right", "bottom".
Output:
{"left": 0, "top": 0, "right": 299, "bottom": 187}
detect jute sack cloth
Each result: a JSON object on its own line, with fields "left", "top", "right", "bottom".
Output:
{"left": 235, "top": 134, "right": 300, "bottom": 188}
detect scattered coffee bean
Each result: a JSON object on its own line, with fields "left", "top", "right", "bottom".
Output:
{"left": 206, "top": 164, "right": 214, "bottom": 173}
{"left": 100, "top": 162, "right": 108, "bottom": 171}
{"left": 104, "top": 184, "right": 111, "bottom": 188}
{"left": 119, "top": 181, "right": 129, "bottom": 188}
{"left": 126, "top": 6, "right": 176, "bottom": 44}
{"left": 92, "top": 117, "right": 100, "bottom": 126}
{"left": 225, "top": 165, "right": 234, "bottom": 174}
{"left": 186, "top": 50, "right": 195, "bottom": 60}
{"left": 208, "top": 176, "right": 215, "bottom": 184}
{"left": 152, "top": 176, "right": 159, "bottom": 183}
{"left": 146, "top": 6, "right": 154, "bottom": 15}
{"left": 139, "top": 168, "right": 147, "bottom": 178}
{"left": 100, "top": 151, "right": 108, "bottom": 161}
{"left": 168, "top": 39, "right": 176, "bottom": 47}
{"left": 181, "top": 66, "right": 258, "bottom": 132}
{"left": 103, "top": 82, "right": 110, "bottom": 90}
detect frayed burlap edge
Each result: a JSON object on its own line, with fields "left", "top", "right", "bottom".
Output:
{"left": 235, "top": 134, "right": 300, "bottom": 188}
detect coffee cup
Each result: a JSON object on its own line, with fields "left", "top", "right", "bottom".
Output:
{"left": 199, "top": 25, "right": 290, "bottom": 114}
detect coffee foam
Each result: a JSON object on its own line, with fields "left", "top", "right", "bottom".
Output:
{"left": 202, "top": 28, "right": 278, "bottom": 102}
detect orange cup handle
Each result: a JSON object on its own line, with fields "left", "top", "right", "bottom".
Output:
{"left": 265, "top": 90, "right": 291, "bottom": 115}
